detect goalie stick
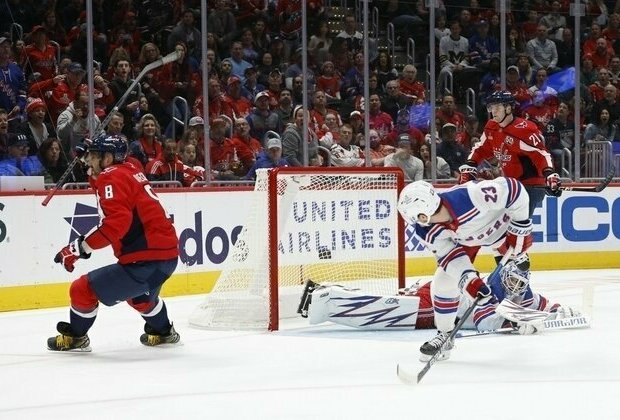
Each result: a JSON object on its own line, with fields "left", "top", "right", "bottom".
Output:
{"left": 41, "top": 50, "right": 181, "bottom": 207}
{"left": 397, "top": 250, "right": 513, "bottom": 385}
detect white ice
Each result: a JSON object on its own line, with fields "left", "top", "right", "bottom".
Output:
{"left": 1, "top": 269, "right": 619, "bottom": 420}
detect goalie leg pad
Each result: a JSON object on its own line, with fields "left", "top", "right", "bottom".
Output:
{"left": 308, "top": 285, "right": 421, "bottom": 329}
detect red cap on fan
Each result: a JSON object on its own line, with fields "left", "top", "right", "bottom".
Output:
{"left": 26, "top": 98, "right": 45, "bottom": 114}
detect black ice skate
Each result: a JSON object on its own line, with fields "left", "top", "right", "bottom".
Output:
{"left": 140, "top": 323, "right": 180, "bottom": 346}
{"left": 297, "top": 280, "right": 319, "bottom": 318}
{"left": 47, "top": 322, "right": 91, "bottom": 352}
{"left": 419, "top": 331, "right": 454, "bottom": 362}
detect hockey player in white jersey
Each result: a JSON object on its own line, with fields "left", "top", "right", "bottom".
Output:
{"left": 396, "top": 178, "right": 533, "bottom": 362}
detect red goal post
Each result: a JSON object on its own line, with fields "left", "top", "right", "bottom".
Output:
{"left": 189, "top": 167, "right": 406, "bottom": 331}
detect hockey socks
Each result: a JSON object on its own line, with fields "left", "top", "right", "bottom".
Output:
{"left": 139, "top": 298, "right": 173, "bottom": 335}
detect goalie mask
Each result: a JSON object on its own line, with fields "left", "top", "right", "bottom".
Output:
{"left": 397, "top": 181, "right": 441, "bottom": 227}
{"left": 501, "top": 261, "right": 530, "bottom": 298}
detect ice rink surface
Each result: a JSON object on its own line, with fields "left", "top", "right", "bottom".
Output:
{"left": 1, "top": 269, "right": 619, "bottom": 420}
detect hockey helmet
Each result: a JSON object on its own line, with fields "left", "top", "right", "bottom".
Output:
{"left": 500, "top": 260, "right": 530, "bottom": 298}
{"left": 397, "top": 180, "right": 441, "bottom": 226}
{"left": 486, "top": 90, "right": 516, "bottom": 106}
{"left": 89, "top": 133, "right": 128, "bottom": 163}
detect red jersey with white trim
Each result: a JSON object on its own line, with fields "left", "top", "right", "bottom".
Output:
{"left": 84, "top": 162, "right": 179, "bottom": 265}
{"left": 468, "top": 116, "right": 553, "bottom": 186}
{"left": 23, "top": 43, "right": 58, "bottom": 81}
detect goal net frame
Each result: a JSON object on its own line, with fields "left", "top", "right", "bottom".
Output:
{"left": 190, "top": 166, "right": 406, "bottom": 331}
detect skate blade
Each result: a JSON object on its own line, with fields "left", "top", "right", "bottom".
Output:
{"left": 47, "top": 345, "right": 92, "bottom": 353}
{"left": 142, "top": 341, "right": 184, "bottom": 349}
{"left": 419, "top": 350, "right": 450, "bottom": 363}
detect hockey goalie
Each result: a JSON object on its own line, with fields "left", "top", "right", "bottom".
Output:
{"left": 299, "top": 258, "right": 587, "bottom": 334}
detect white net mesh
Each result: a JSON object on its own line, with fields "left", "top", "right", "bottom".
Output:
{"left": 188, "top": 168, "right": 403, "bottom": 330}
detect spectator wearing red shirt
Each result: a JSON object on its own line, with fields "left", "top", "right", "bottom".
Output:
{"left": 590, "top": 37, "right": 613, "bottom": 69}
{"left": 145, "top": 138, "right": 203, "bottom": 187}
{"left": 399, "top": 65, "right": 426, "bottom": 105}
{"left": 436, "top": 95, "right": 466, "bottom": 133}
{"left": 456, "top": 115, "right": 482, "bottom": 152}
{"left": 311, "top": 90, "right": 341, "bottom": 137}
{"left": 229, "top": 117, "right": 263, "bottom": 176}
{"left": 316, "top": 61, "right": 342, "bottom": 101}
{"left": 385, "top": 108, "right": 424, "bottom": 147}
{"left": 208, "top": 118, "right": 237, "bottom": 178}
{"left": 522, "top": 91, "right": 557, "bottom": 132}
{"left": 224, "top": 76, "right": 252, "bottom": 118}
{"left": 602, "top": 13, "right": 620, "bottom": 46}
{"left": 503, "top": 66, "right": 532, "bottom": 114}
{"left": 583, "top": 24, "right": 609, "bottom": 56}
{"left": 520, "top": 10, "right": 540, "bottom": 41}
{"left": 367, "top": 128, "right": 395, "bottom": 166}
{"left": 38, "top": 62, "right": 85, "bottom": 123}
{"left": 368, "top": 93, "right": 394, "bottom": 142}
{"left": 265, "top": 69, "right": 283, "bottom": 110}
{"left": 193, "top": 77, "right": 235, "bottom": 125}
{"left": 136, "top": 114, "right": 163, "bottom": 162}
{"left": 589, "top": 67, "right": 613, "bottom": 102}
{"left": 23, "top": 25, "right": 58, "bottom": 81}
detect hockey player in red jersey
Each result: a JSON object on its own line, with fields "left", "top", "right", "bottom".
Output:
{"left": 458, "top": 90, "right": 561, "bottom": 218}
{"left": 48, "top": 134, "right": 180, "bottom": 352}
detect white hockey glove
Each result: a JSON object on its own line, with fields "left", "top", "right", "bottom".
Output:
{"left": 517, "top": 322, "right": 539, "bottom": 335}
{"left": 547, "top": 306, "right": 581, "bottom": 321}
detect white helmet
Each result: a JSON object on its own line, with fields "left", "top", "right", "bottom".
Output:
{"left": 397, "top": 181, "right": 441, "bottom": 226}
{"left": 500, "top": 261, "right": 530, "bottom": 298}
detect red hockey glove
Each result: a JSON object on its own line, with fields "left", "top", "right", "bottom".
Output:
{"left": 458, "top": 162, "right": 477, "bottom": 184}
{"left": 461, "top": 274, "right": 493, "bottom": 305}
{"left": 499, "top": 219, "right": 533, "bottom": 256}
{"left": 543, "top": 169, "right": 562, "bottom": 197}
{"left": 54, "top": 236, "right": 91, "bottom": 272}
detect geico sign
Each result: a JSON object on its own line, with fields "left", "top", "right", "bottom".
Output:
{"left": 533, "top": 196, "right": 620, "bottom": 242}
{"left": 178, "top": 211, "right": 243, "bottom": 265}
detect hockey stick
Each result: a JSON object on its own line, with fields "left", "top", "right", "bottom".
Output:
{"left": 533, "top": 166, "right": 615, "bottom": 195}
{"left": 397, "top": 250, "right": 513, "bottom": 385}
{"left": 41, "top": 50, "right": 181, "bottom": 206}
{"left": 455, "top": 327, "right": 517, "bottom": 338}
{"left": 560, "top": 165, "right": 615, "bottom": 192}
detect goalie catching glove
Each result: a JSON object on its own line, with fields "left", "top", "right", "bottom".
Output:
{"left": 499, "top": 219, "right": 533, "bottom": 256}
{"left": 458, "top": 161, "right": 478, "bottom": 184}
{"left": 54, "top": 236, "right": 91, "bottom": 272}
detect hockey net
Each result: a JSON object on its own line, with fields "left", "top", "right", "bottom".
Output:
{"left": 188, "top": 167, "right": 406, "bottom": 330}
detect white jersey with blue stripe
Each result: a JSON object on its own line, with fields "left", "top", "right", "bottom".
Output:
{"left": 414, "top": 177, "right": 530, "bottom": 283}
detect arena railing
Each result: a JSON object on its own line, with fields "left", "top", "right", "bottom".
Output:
{"left": 583, "top": 141, "right": 613, "bottom": 179}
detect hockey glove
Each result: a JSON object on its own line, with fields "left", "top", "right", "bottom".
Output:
{"left": 547, "top": 305, "right": 581, "bottom": 320}
{"left": 54, "top": 236, "right": 91, "bottom": 273}
{"left": 543, "top": 168, "right": 562, "bottom": 197}
{"left": 461, "top": 274, "right": 493, "bottom": 305}
{"left": 517, "top": 322, "right": 539, "bottom": 335}
{"left": 458, "top": 162, "right": 478, "bottom": 184}
{"left": 499, "top": 219, "right": 533, "bottom": 256}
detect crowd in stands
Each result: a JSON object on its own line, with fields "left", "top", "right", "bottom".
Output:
{"left": 0, "top": 0, "right": 618, "bottom": 187}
